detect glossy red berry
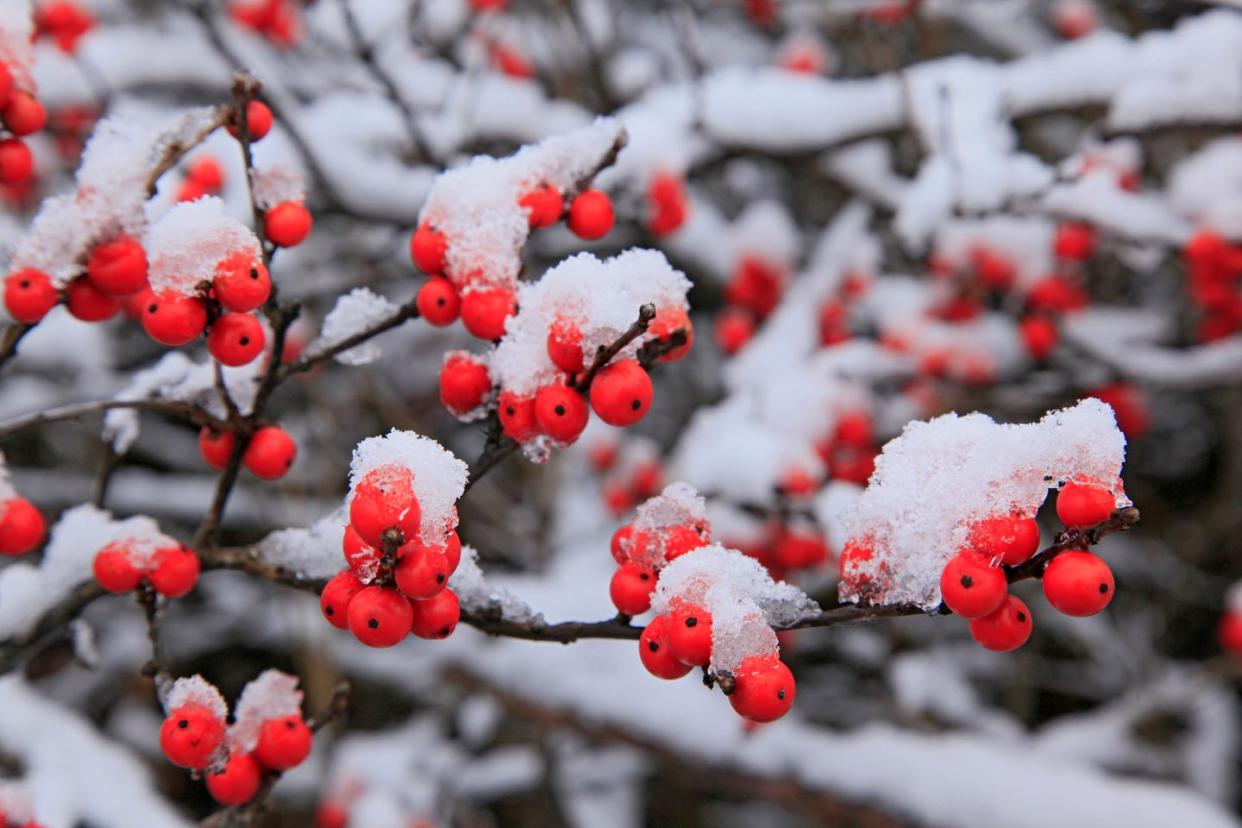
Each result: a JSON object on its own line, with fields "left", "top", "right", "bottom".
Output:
{"left": 443, "top": 530, "right": 462, "bottom": 573}
{"left": 460, "top": 288, "right": 515, "bottom": 340}
{"left": 142, "top": 290, "right": 207, "bottom": 346}
{"left": 773, "top": 532, "right": 829, "bottom": 570}
{"left": 609, "top": 562, "right": 656, "bottom": 615}
{"left": 416, "top": 277, "right": 460, "bottom": 326}
{"left": 729, "top": 655, "right": 796, "bottom": 723}
{"left": 1055, "top": 481, "right": 1115, "bottom": 529}
{"left": 498, "top": 391, "right": 540, "bottom": 442}
{"left": 648, "top": 307, "right": 693, "bottom": 362}
{"left": 4, "top": 269, "right": 58, "bottom": 324}
{"left": 568, "top": 190, "right": 614, "bottom": 240}
{"left": 610, "top": 524, "right": 633, "bottom": 564}
{"left": 198, "top": 427, "right": 235, "bottom": 470}
{"left": 408, "top": 587, "right": 460, "bottom": 639}
{"left": 342, "top": 524, "right": 382, "bottom": 576}
{"left": 65, "top": 276, "right": 120, "bottom": 321}
{"left": 264, "top": 201, "right": 312, "bottom": 247}
{"left": 0, "top": 63, "right": 9, "bottom": 102}
{"left": 228, "top": 100, "right": 273, "bottom": 140}
{"left": 0, "top": 497, "right": 45, "bottom": 556}
{"left": 663, "top": 524, "right": 709, "bottom": 561}
{"left": 208, "top": 312, "right": 266, "bottom": 366}
{"left": 0, "top": 138, "right": 34, "bottom": 185}
{"left": 93, "top": 543, "right": 142, "bottom": 593}
{"left": 243, "top": 425, "right": 297, "bottom": 480}
{"left": 160, "top": 704, "right": 226, "bottom": 770}
{"left": 206, "top": 751, "right": 262, "bottom": 805}
{"left": 547, "top": 318, "right": 585, "bottom": 373}
{"left": 85, "top": 236, "right": 148, "bottom": 296}
{"left": 255, "top": 714, "right": 312, "bottom": 771}
{"left": 394, "top": 544, "right": 451, "bottom": 599}
{"left": 439, "top": 353, "right": 491, "bottom": 415}
{"left": 939, "top": 552, "right": 1008, "bottom": 618}
{"left": 348, "top": 586, "right": 414, "bottom": 647}
{"left": 968, "top": 515, "right": 1040, "bottom": 566}
{"left": 1020, "top": 315, "right": 1058, "bottom": 360}
{"left": 1043, "top": 550, "right": 1113, "bottom": 616}
{"left": 969, "top": 595, "right": 1033, "bottom": 652}
{"left": 520, "top": 184, "right": 563, "bottom": 228}
{"left": 666, "top": 602, "right": 712, "bottom": 667}
{"left": 2, "top": 92, "right": 47, "bottom": 136}
{"left": 350, "top": 465, "right": 420, "bottom": 547}
{"left": 410, "top": 222, "right": 447, "bottom": 274}
{"left": 148, "top": 545, "right": 200, "bottom": 598}
{"left": 320, "top": 569, "right": 365, "bottom": 629}
{"left": 534, "top": 384, "right": 589, "bottom": 444}
{"left": 638, "top": 615, "right": 693, "bottom": 680}
{"left": 213, "top": 252, "right": 272, "bottom": 312}
{"left": 588, "top": 359, "right": 653, "bottom": 427}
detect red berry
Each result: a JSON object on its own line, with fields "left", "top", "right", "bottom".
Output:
{"left": 968, "top": 515, "right": 1040, "bottom": 566}
{"left": 443, "top": 530, "right": 462, "bottom": 573}
{"left": 394, "top": 544, "right": 450, "bottom": 599}
{"left": 0, "top": 497, "right": 44, "bottom": 556}
{"left": 4, "top": 268, "right": 58, "bottom": 324}
{"left": 520, "top": 184, "right": 563, "bottom": 228}
{"left": 0, "top": 138, "right": 33, "bottom": 185}
{"left": 65, "top": 276, "right": 120, "bottom": 321}
{"left": 638, "top": 615, "right": 692, "bottom": 680}
{"left": 243, "top": 425, "right": 297, "bottom": 480}
{"left": 547, "top": 317, "right": 585, "bottom": 373}
{"left": 206, "top": 751, "right": 262, "bottom": 805}
{"left": 715, "top": 309, "right": 755, "bottom": 355}
{"left": 416, "top": 277, "right": 460, "bottom": 326}
{"left": 610, "top": 524, "right": 633, "bottom": 564}
{"left": 2, "top": 92, "right": 47, "bottom": 136}
{"left": 1042, "top": 550, "right": 1113, "bottom": 616}
{"left": 568, "top": 190, "right": 614, "bottom": 240}
{"left": 208, "top": 312, "right": 266, "bottom": 366}
{"left": 970, "top": 248, "right": 1014, "bottom": 291}
{"left": 160, "top": 704, "right": 226, "bottom": 770}
{"left": 0, "top": 63, "right": 10, "bottom": 105}
{"left": 498, "top": 391, "right": 540, "bottom": 442}
{"left": 317, "top": 803, "right": 349, "bottom": 828}
{"left": 320, "top": 569, "right": 365, "bottom": 629}
{"left": 264, "top": 201, "right": 312, "bottom": 247}
{"left": 1054, "top": 223, "right": 1095, "bottom": 261}
{"left": 148, "top": 545, "right": 200, "bottom": 598}
{"left": 1020, "top": 315, "right": 1058, "bottom": 360}
{"left": 87, "top": 236, "right": 148, "bottom": 295}
{"left": 1219, "top": 612, "right": 1242, "bottom": 654}
{"left": 460, "top": 288, "right": 515, "bottom": 340}
{"left": 187, "top": 156, "right": 224, "bottom": 192}
{"left": 648, "top": 307, "right": 693, "bottom": 362}
{"left": 939, "top": 552, "right": 1008, "bottom": 618}
{"left": 729, "top": 655, "right": 795, "bottom": 722}
{"left": 228, "top": 100, "right": 273, "bottom": 140}
{"left": 408, "top": 587, "right": 460, "bottom": 639}
{"left": 773, "top": 532, "right": 829, "bottom": 570}
{"left": 93, "top": 543, "right": 143, "bottom": 593}
{"left": 1027, "top": 276, "right": 1088, "bottom": 314}
{"left": 255, "top": 713, "right": 312, "bottom": 771}
{"left": 198, "top": 427, "right": 235, "bottom": 470}
{"left": 142, "top": 290, "right": 207, "bottom": 346}
{"left": 589, "top": 359, "right": 653, "bottom": 427}
{"left": 439, "top": 353, "right": 491, "bottom": 415}
{"left": 213, "top": 252, "right": 272, "bottom": 312}
{"left": 969, "top": 595, "right": 1033, "bottom": 651}
{"left": 833, "top": 412, "right": 872, "bottom": 447}
{"left": 534, "top": 384, "right": 589, "bottom": 444}
{"left": 1055, "top": 481, "right": 1114, "bottom": 529}
{"left": 347, "top": 586, "right": 414, "bottom": 647}
{"left": 664, "top": 523, "right": 710, "bottom": 561}
{"left": 410, "top": 222, "right": 447, "bottom": 274}
{"left": 342, "top": 524, "right": 382, "bottom": 576}
{"left": 350, "top": 465, "right": 420, "bottom": 547}
{"left": 609, "top": 562, "right": 656, "bottom": 615}
{"left": 666, "top": 602, "right": 712, "bottom": 667}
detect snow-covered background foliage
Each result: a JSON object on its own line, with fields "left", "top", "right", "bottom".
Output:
{"left": 1, "top": 0, "right": 1241, "bottom": 826}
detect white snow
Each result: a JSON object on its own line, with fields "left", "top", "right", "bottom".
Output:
{"left": 348, "top": 430, "right": 468, "bottom": 545}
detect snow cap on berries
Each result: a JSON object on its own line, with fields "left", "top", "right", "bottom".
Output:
{"left": 147, "top": 197, "right": 262, "bottom": 294}
{"left": 616, "top": 482, "right": 709, "bottom": 568}
{"left": 165, "top": 674, "right": 229, "bottom": 721}
{"left": 348, "top": 430, "right": 468, "bottom": 545}
{"left": 840, "top": 398, "right": 1128, "bottom": 610}
{"left": 229, "top": 669, "right": 304, "bottom": 752}
{"left": 104, "top": 516, "right": 179, "bottom": 570}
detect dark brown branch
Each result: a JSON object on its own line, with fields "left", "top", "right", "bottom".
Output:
{"left": 276, "top": 297, "right": 421, "bottom": 381}
{"left": 0, "top": 324, "right": 31, "bottom": 373}
{"left": 0, "top": 398, "right": 224, "bottom": 441}
{"left": 143, "top": 106, "right": 232, "bottom": 197}
{"left": 573, "top": 303, "right": 656, "bottom": 392}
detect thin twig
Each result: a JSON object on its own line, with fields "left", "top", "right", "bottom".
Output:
{"left": 277, "top": 297, "right": 420, "bottom": 381}
{"left": 573, "top": 304, "right": 656, "bottom": 392}
{"left": 0, "top": 398, "right": 224, "bottom": 441}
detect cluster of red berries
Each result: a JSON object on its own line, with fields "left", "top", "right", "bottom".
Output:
{"left": 177, "top": 155, "right": 225, "bottom": 203}
{"left": 34, "top": 0, "right": 95, "bottom": 53}
{"left": 934, "top": 480, "right": 1117, "bottom": 652}
{"left": 646, "top": 172, "right": 689, "bottom": 237}
{"left": 229, "top": 0, "right": 302, "bottom": 47}
{"left": 320, "top": 465, "right": 462, "bottom": 647}
{"left": 411, "top": 186, "right": 616, "bottom": 341}
{"left": 0, "top": 59, "right": 47, "bottom": 189}
{"left": 1182, "top": 229, "right": 1242, "bottom": 343}
{"left": 733, "top": 525, "right": 830, "bottom": 584}
{"left": 93, "top": 537, "right": 200, "bottom": 598}
{"left": 714, "top": 253, "right": 789, "bottom": 355}
{"left": 589, "top": 437, "right": 663, "bottom": 517}
{"left": 608, "top": 513, "right": 711, "bottom": 617}
{"left": 160, "top": 674, "right": 313, "bottom": 806}
{"left": 198, "top": 423, "right": 298, "bottom": 480}
{"left": 0, "top": 495, "right": 45, "bottom": 557}
{"left": 811, "top": 409, "right": 879, "bottom": 489}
